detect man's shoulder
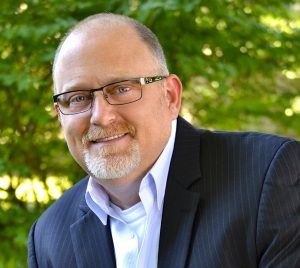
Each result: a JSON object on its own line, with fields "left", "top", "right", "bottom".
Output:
{"left": 177, "top": 116, "right": 295, "bottom": 148}
{"left": 202, "top": 127, "right": 295, "bottom": 145}
{"left": 200, "top": 128, "right": 296, "bottom": 155}
{"left": 208, "top": 129, "right": 293, "bottom": 142}
{"left": 52, "top": 175, "right": 89, "bottom": 206}
{"left": 36, "top": 176, "right": 89, "bottom": 226}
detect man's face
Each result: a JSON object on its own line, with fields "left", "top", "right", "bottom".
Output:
{"left": 53, "top": 25, "right": 181, "bottom": 185}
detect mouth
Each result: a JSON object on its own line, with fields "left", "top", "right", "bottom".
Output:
{"left": 91, "top": 133, "right": 127, "bottom": 143}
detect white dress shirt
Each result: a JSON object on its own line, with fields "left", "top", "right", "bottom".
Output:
{"left": 85, "top": 120, "right": 177, "bottom": 268}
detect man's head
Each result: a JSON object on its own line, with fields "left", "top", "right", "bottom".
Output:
{"left": 52, "top": 13, "right": 169, "bottom": 91}
{"left": 53, "top": 13, "right": 182, "bottom": 186}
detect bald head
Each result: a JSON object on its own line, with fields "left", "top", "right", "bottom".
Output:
{"left": 52, "top": 13, "right": 168, "bottom": 92}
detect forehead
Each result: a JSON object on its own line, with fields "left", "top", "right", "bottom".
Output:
{"left": 54, "top": 24, "right": 159, "bottom": 93}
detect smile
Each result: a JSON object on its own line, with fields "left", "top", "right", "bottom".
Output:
{"left": 92, "top": 133, "right": 127, "bottom": 143}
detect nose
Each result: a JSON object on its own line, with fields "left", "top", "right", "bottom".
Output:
{"left": 89, "top": 92, "right": 117, "bottom": 127}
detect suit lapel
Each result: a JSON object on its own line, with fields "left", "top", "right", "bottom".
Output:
{"left": 70, "top": 195, "right": 116, "bottom": 268}
{"left": 158, "top": 117, "right": 203, "bottom": 268}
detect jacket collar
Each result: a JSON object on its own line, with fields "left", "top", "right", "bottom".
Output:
{"left": 158, "top": 116, "right": 203, "bottom": 268}
{"left": 71, "top": 180, "right": 115, "bottom": 268}
{"left": 168, "top": 116, "right": 202, "bottom": 187}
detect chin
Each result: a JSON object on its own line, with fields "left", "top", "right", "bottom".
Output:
{"left": 83, "top": 143, "right": 141, "bottom": 181}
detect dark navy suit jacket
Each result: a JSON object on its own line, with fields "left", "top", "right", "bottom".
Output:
{"left": 28, "top": 117, "right": 300, "bottom": 267}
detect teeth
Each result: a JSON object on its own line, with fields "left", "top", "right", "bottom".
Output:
{"left": 93, "top": 133, "right": 125, "bottom": 143}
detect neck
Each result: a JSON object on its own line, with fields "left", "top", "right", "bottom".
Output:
{"left": 100, "top": 177, "right": 142, "bottom": 209}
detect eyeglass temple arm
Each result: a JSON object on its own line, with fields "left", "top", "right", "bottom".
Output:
{"left": 141, "top": 76, "right": 166, "bottom": 85}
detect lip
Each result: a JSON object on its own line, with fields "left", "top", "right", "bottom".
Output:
{"left": 91, "top": 133, "right": 127, "bottom": 144}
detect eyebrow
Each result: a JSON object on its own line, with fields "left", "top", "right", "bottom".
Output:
{"left": 62, "top": 84, "right": 92, "bottom": 93}
{"left": 62, "top": 76, "right": 138, "bottom": 93}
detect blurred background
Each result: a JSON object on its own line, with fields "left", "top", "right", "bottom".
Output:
{"left": 1, "top": 0, "right": 300, "bottom": 266}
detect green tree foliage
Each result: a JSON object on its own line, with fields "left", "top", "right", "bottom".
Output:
{"left": 0, "top": 0, "right": 299, "bottom": 266}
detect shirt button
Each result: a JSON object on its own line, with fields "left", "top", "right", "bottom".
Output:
{"left": 130, "top": 233, "right": 135, "bottom": 239}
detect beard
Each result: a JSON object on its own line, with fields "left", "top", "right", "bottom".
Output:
{"left": 82, "top": 122, "right": 141, "bottom": 181}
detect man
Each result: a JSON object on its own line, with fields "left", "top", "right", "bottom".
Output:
{"left": 28, "top": 13, "right": 300, "bottom": 268}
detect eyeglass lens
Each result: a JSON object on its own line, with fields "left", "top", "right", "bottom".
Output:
{"left": 57, "top": 80, "right": 142, "bottom": 114}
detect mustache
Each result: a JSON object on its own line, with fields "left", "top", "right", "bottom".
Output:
{"left": 82, "top": 122, "right": 135, "bottom": 145}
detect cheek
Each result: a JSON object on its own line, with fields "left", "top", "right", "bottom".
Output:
{"left": 134, "top": 98, "right": 170, "bottom": 136}
{"left": 61, "top": 118, "right": 87, "bottom": 159}
{"left": 134, "top": 113, "right": 167, "bottom": 147}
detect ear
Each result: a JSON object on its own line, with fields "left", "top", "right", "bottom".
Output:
{"left": 54, "top": 103, "right": 62, "bottom": 122}
{"left": 163, "top": 74, "right": 182, "bottom": 119}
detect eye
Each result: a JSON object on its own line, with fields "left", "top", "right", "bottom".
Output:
{"left": 65, "top": 92, "right": 92, "bottom": 106}
{"left": 70, "top": 95, "right": 89, "bottom": 103}
{"left": 104, "top": 80, "right": 140, "bottom": 100}
{"left": 113, "top": 86, "right": 131, "bottom": 95}
{"left": 117, "top": 86, "right": 131, "bottom": 94}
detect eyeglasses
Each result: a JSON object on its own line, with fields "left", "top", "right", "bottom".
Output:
{"left": 53, "top": 76, "right": 166, "bottom": 115}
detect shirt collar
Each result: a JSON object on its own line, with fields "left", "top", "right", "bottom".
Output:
{"left": 85, "top": 119, "right": 177, "bottom": 225}
{"left": 145, "top": 119, "right": 177, "bottom": 211}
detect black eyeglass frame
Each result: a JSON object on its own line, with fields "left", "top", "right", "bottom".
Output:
{"left": 53, "top": 75, "right": 167, "bottom": 115}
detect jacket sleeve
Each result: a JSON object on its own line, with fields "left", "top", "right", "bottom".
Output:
{"left": 28, "top": 221, "right": 38, "bottom": 268}
{"left": 257, "top": 140, "right": 300, "bottom": 267}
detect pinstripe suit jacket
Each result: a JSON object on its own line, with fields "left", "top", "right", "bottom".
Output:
{"left": 28, "top": 117, "right": 300, "bottom": 267}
